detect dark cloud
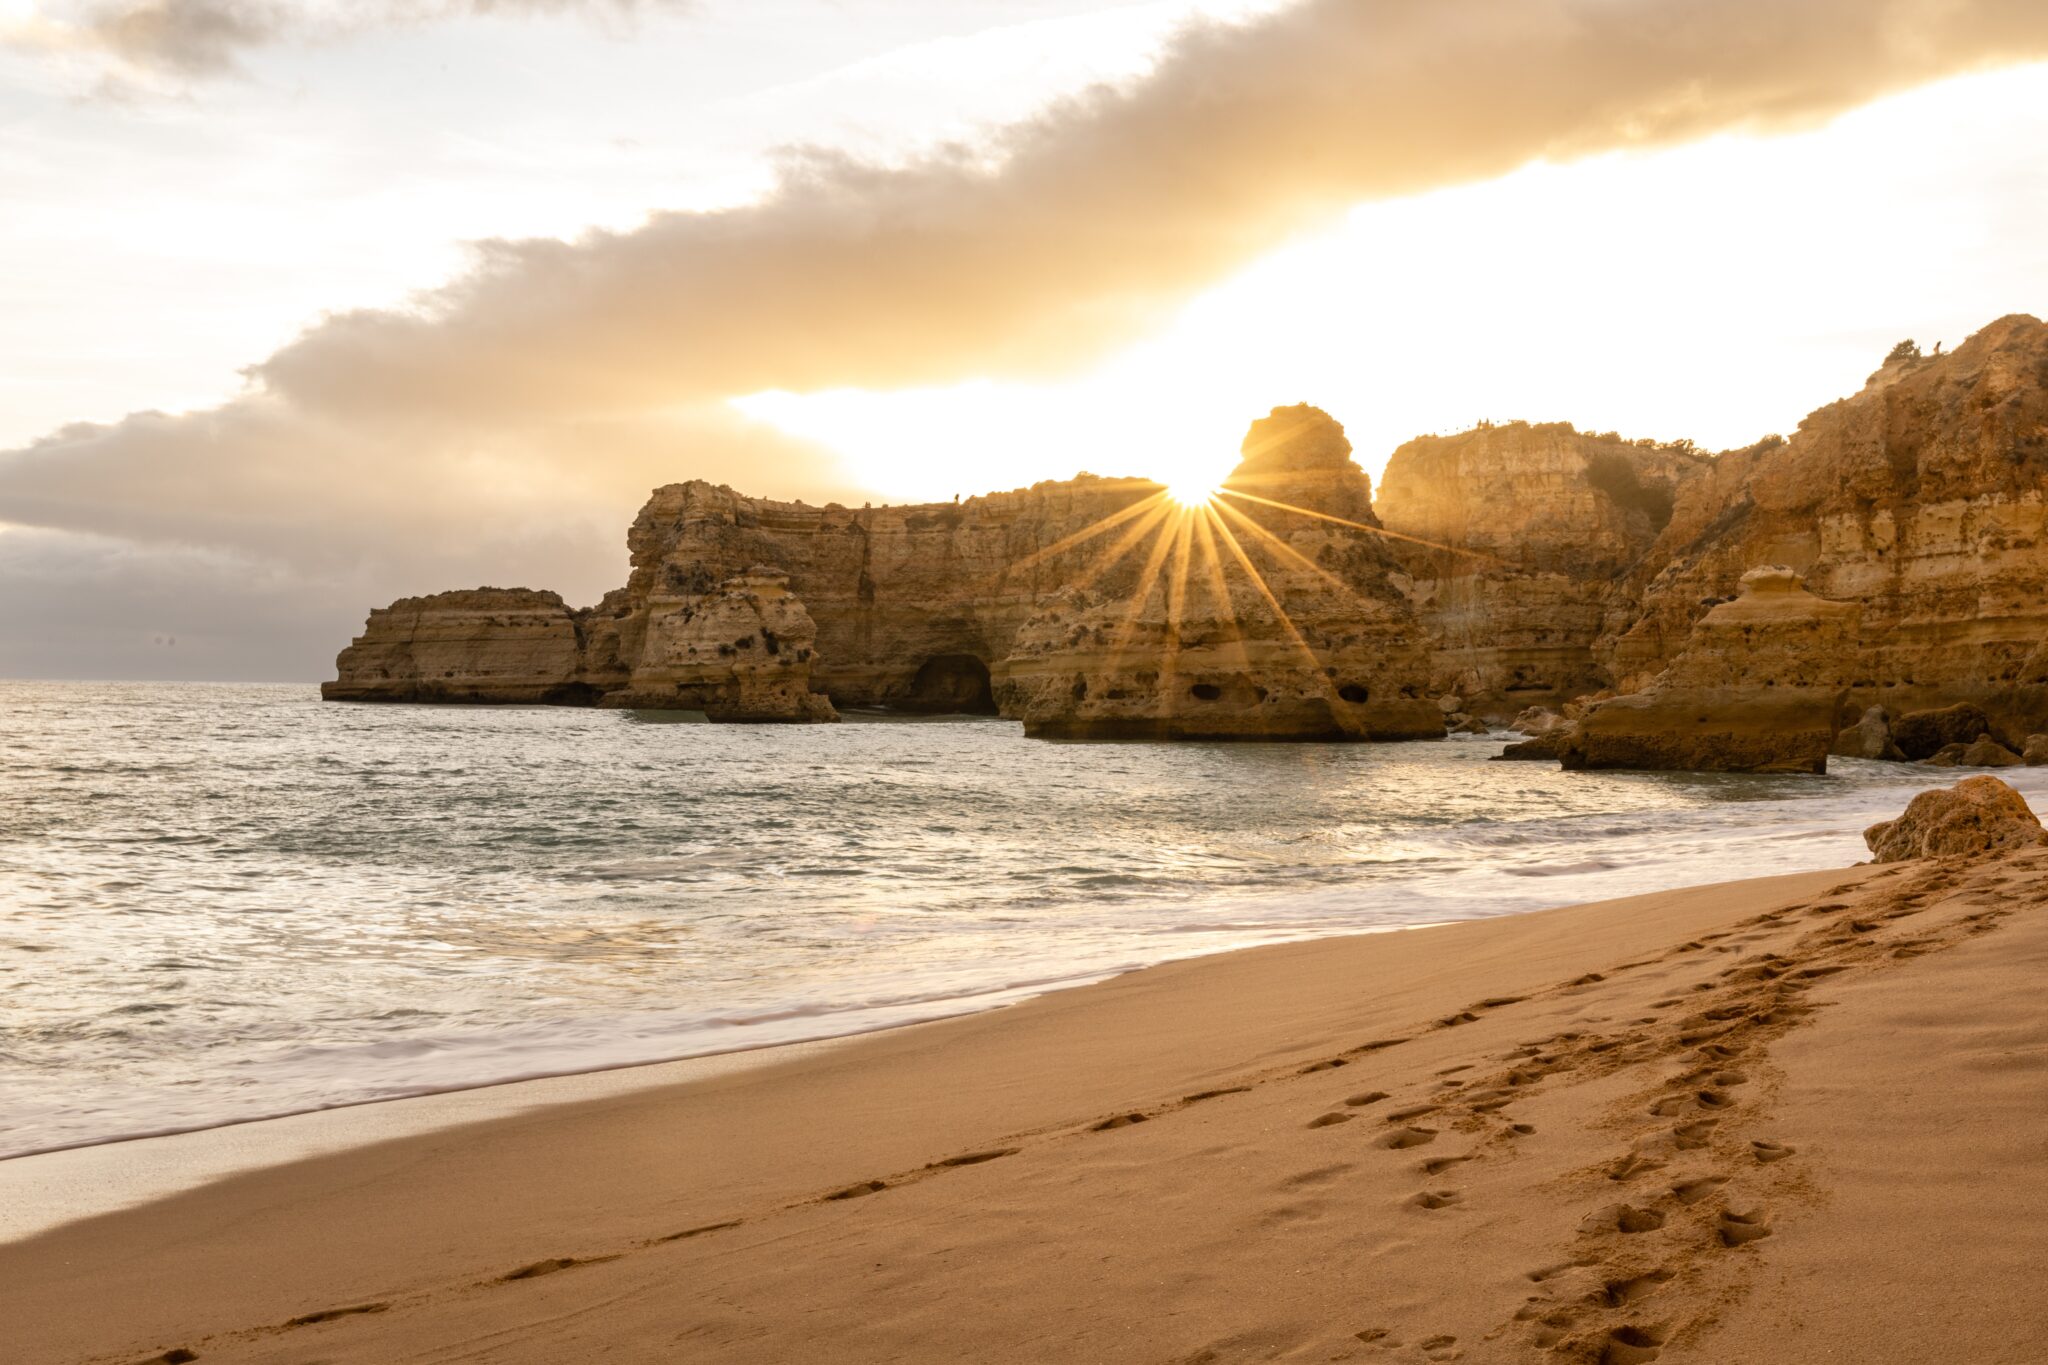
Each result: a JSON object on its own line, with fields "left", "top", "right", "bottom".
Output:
{"left": 6, "top": 0, "right": 2048, "bottom": 678}
{"left": 26, "top": 0, "right": 690, "bottom": 78}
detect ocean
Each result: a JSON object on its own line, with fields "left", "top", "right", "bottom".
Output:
{"left": 4, "top": 680, "right": 2038, "bottom": 1160}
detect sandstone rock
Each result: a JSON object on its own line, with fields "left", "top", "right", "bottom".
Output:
{"left": 1831, "top": 705, "right": 1903, "bottom": 761}
{"left": 1602, "top": 315, "right": 2048, "bottom": 738}
{"left": 599, "top": 568, "right": 839, "bottom": 722}
{"left": 1931, "top": 737, "right": 2025, "bottom": 768}
{"left": 2026, "top": 734, "right": 2048, "bottom": 765}
{"left": 1447, "top": 713, "right": 1490, "bottom": 735}
{"left": 994, "top": 407, "right": 1443, "bottom": 740}
{"left": 1494, "top": 730, "right": 1570, "bottom": 761}
{"left": 1559, "top": 567, "right": 1857, "bottom": 773}
{"left": 1892, "top": 703, "right": 2004, "bottom": 761}
{"left": 323, "top": 589, "right": 598, "bottom": 705}
{"left": 1437, "top": 694, "right": 1463, "bottom": 715}
{"left": 1863, "top": 776, "right": 2048, "bottom": 861}
{"left": 1511, "top": 706, "right": 1568, "bottom": 736}
{"left": 1376, "top": 421, "right": 1710, "bottom": 713}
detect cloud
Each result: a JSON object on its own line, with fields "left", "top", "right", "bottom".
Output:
{"left": 5, "top": 0, "right": 2048, "bottom": 678}
{"left": 253, "top": 0, "right": 2048, "bottom": 415}
{"left": 6, "top": 0, "right": 689, "bottom": 79}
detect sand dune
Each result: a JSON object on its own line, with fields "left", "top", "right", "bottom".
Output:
{"left": 7, "top": 848, "right": 2047, "bottom": 1363}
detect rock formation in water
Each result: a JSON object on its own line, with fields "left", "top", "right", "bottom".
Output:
{"left": 1601, "top": 315, "right": 2048, "bottom": 739}
{"left": 1863, "top": 776, "right": 2048, "bottom": 862}
{"left": 325, "top": 589, "right": 598, "bottom": 705}
{"left": 329, "top": 406, "right": 1445, "bottom": 736}
{"left": 329, "top": 314, "right": 2048, "bottom": 755}
{"left": 1557, "top": 566, "right": 1857, "bottom": 773}
{"left": 1374, "top": 422, "right": 1709, "bottom": 715}
{"left": 996, "top": 406, "right": 1442, "bottom": 739}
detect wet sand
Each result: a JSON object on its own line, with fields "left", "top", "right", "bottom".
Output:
{"left": 7, "top": 850, "right": 2047, "bottom": 1364}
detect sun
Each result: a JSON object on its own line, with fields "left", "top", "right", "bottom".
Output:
{"left": 1166, "top": 480, "right": 1220, "bottom": 508}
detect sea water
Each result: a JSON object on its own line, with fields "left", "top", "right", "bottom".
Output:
{"left": 4, "top": 681, "right": 2040, "bottom": 1159}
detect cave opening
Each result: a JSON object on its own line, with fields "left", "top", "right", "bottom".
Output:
{"left": 903, "top": 654, "right": 998, "bottom": 715}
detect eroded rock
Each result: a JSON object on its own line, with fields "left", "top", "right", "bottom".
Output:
{"left": 1831, "top": 705, "right": 1903, "bottom": 761}
{"left": 1863, "top": 776, "right": 2048, "bottom": 861}
{"left": 1559, "top": 567, "right": 1856, "bottom": 773}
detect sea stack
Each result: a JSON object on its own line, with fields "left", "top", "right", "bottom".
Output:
{"left": 1559, "top": 566, "right": 1857, "bottom": 773}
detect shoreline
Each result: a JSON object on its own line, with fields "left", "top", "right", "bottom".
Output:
{"left": 10, "top": 853, "right": 2047, "bottom": 1363}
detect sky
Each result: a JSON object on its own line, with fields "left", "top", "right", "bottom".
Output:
{"left": 2, "top": 0, "right": 2047, "bottom": 681}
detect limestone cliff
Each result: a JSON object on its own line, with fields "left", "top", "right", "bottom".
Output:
{"left": 1558, "top": 566, "right": 1858, "bottom": 773}
{"left": 1601, "top": 314, "right": 2048, "bottom": 736}
{"left": 329, "top": 406, "right": 1444, "bottom": 736}
{"left": 995, "top": 406, "right": 1442, "bottom": 740}
{"left": 1374, "top": 422, "right": 1709, "bottom": 716}
{"left": 323, "top": 589, "right": 597, "bottom": 705}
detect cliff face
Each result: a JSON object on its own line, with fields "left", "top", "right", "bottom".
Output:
{"left": 329, "top": 405, "right": 1445, "bottom": 735}
{"left": 995, "top": 406, "right": 1442, "bottom": 739}
{"left": 329, "top": 314, "right": 2048, "bottom": 749}
{"left": 324, "top": 589, "right": 597, "bottom": 704}
{"left": 1559, "top": 566, "right": 1858, "bottom": 773}
{"left": 1602, "top": 314, "right": 2048, "bottom": 735}
{"left": 1374, "top": 423, "right": 1710, "bottom": 715}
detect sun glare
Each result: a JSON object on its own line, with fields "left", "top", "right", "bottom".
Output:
{"left": 1166, "top": 480, "right": 1219, "bottom": 507}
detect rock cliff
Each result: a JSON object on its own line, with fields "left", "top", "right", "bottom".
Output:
{"left": 329, "top": 406, "right": 1444, "bottom": 736}
{"left": 329, "top": 315, "right": 2048, "bottom": 753}
{"left": 1557, "top": 566, "right": 1858, "bottom": 773}
{"left": 1602, "top": 314, "right": 2048, "bottom": 737}
{"left": 996, "top": 406, "right": 1442, "bottom": 739}
{"left": 324, "top": 589, "right": 597, "bottom": 705}
{"left": 1374, "top": 422, "right": 1709, "bottom": 716}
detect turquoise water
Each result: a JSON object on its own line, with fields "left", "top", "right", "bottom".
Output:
{"left": 4, "top": 681, "right": 2037, "bottom": 1159}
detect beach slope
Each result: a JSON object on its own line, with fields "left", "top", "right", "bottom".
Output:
{"left": 7, "top": 850, "right": 2047, "bottom": 1364}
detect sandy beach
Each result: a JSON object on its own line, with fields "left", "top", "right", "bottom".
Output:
{"left": 7, "top": 846, "right": 2046, "bottom": 1365}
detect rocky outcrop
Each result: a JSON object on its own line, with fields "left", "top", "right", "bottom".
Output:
{"left": 1602, "top": 315, "right": 2048, "bottom": 738}
{"left": 1557, "top": 567, "right": 1857, "bottom": 773}
{"left": 323, "top": 589, "right": 599, "bottom": 705}
{"left": 1375, "top": 423, "right": 1709, "bottom": 717}
{"left": 1922, "top": 737, "right": 2024, "bottom": 769}
{"left": 329, "top": 315, "right": 2048, "bottom": 752}
{"left": 995, "top": 407, "right": 1442, "bottom": 740}
{"left": 2027, "top": 734, "right": 2048, "bottom": 765}
{"left": 330, "top": 406, "right": 1444, "bottom": 737}
{"left": 1831, "top": 705, "right": 1904, "bottom": 761}
{"left": 596, "top": 568, "right": 839, "bottom": 721}
{"left": 1863, "top": 777, "right": 2047, "bottom": 862}
{"left": 1891, "top": 703, "right": 2006, "bottom": 761}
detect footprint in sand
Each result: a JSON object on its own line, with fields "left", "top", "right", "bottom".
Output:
{"left": 1418, "top": 1332, "right": 1460, "bottom": 1360}
{"left": 1597, "top": 1267, "right": 1674, "bottom": 1306}
{"left": 1385, "top": 1104, "right": 1440, "bottom": 1123}
{"left": 1090, "top": 1113, "right": 1148, "bottom": 1132}
{"left": 1307, "top": 1111, "right": 1353, "bottom": 1129}
{"left": 1585, "top": 1203, "right": 1666, "bottom": 1234}
{"left": 284, "top": 1302, "right": 391, "bottom": 1328}
{"left": 1407, "top": 1189, "right": 1463, "bottom": 1210}
{"left": 1377, "top": 1126, "right": 1438, "bottom": 1150}
{"left": 1601, "top": 1324, "right": 1669, "bottom": 1364}
{"left": 824, "top": 1179, "right": 889, "bottom": 1200}
{"left": 1716, "top": 1207, "right": 1773, "bottom": 1246}
{"left": 1671, "top": 1120, "right": 1717, "bottom": 1151}
{"left": 1751, "top": 1139, "right": 1795, "bottom": 1163}
{"left": 1345, "top": 1090, "right": 1391, "bottom": 1108}
{"left": 1669, "top": 1175, "right": 1728, "bottom": 1205}
{"left": 1420, "top": 1155, "right": 1473, "bottom": 1176}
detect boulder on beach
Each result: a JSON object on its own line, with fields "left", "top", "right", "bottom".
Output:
{"left": 2025, "top": 734, "right": 2048, "bottom": 766}
{"left": 1831, "top": 705, "right": 1903, "bottom": 761}
{"left": 1922, "top": 737, "right": 2024, "bottom": 768}
{"left": 1863, "top": 776, "right": 2048, "bottom": 862}
{"left": 1891, "top": 703, "right": 2004, "bottom": 762}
